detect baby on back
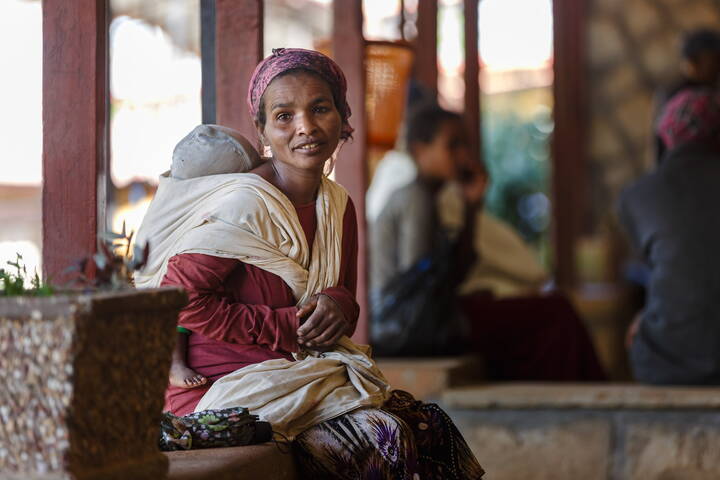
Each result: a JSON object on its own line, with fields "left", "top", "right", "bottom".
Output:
{"left": 171, "top": 124, "right": 261, "bottom": 180}
{"left": 168, "top": 124, "right": 261, "bottom": 389}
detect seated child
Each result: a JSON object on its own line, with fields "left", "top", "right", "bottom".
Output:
{"left": 166, "top": 124, "right": 261, "bottom": 388}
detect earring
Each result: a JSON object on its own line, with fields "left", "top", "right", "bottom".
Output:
{"left": 259, "top": 136, "right": 271, "bottom": 158}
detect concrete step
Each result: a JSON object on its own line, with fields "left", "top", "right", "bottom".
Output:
{"left": 376, "top": 354, "right": 485, "bottom": 400}
{"left": 441, "top": 383, "right": 720, "bottom": 480}
{"left": 166, "top": 443, "right": 297, "bottom": 480}
{"left": 443, "top": 382, "right": 720, "bottom": 409}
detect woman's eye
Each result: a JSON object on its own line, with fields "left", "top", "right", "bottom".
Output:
{"left": 313, "top": 106, "right": 329, "bottom": 114}
{"left": 276, "top": 113, "right": 291, "bottom": 122}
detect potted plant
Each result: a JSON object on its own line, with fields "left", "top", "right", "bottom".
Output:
{"left": 0, "top": 230, "right": 187, "bottom": 479}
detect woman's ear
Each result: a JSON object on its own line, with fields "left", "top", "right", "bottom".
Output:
{"left": 254, "top": 120, "right": 268, "bottom": 146}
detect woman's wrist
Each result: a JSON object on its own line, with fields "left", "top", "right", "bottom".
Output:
{"left": 317, "top": 293, "right": 347, "bottom": 322}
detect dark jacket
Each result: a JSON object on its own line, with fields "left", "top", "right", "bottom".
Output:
{"left": 618, "top": 142, "right": 720, "bottom": 384}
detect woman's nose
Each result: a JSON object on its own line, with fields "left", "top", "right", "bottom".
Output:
{"left": 296, "top": 113, "right": 318, "bottom": 136}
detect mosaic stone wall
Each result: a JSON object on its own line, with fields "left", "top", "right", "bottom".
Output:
{"left": 587, "top": 0, "right": 720, "bottom": 221}
{"left": 0, "top": 288, "right": 186, "bottom": 479}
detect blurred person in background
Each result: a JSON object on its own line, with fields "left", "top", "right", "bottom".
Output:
{"left": 621, "top": 88, "right": 720, "bottom": 385}
{"left": 370, "top": 102, "right": 606, "bottom": 381}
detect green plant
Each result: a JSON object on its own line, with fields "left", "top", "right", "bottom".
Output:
{"left": 0, "top": 254, "right": 54, "bottom": 297}
{"left": 1, "top": 226, "right": 149, "bottom": 297}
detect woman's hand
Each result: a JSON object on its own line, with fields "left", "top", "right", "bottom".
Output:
{"left": 295, "top": 294, "right": 349, "bottom": 350}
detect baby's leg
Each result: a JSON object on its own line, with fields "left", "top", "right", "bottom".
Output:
{"left": 169, "top": 330, "right": 208, "bottom": 389}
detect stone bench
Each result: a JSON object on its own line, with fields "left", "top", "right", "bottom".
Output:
{"left": 441, "top": 383, "right": 720, "bottom": 480}
{"left": 375, "top": 354, "right": 484, "bottom": 400}
{"left": 166, "top": 443, "right": 297, "bottom": 480}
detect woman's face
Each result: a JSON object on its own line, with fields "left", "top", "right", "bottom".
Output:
{"left": 257, "top": 72, "right": 342, "bottom": 173}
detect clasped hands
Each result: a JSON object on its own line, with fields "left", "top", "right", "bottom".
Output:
{"left": 295, "top": 293, "right": 349, "bottom": 351}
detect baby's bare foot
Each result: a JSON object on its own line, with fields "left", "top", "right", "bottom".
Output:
{"left": 169, "top": 363, "right": 208, "bottom": 389}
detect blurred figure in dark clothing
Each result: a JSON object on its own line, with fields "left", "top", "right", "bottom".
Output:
{"left": 621, "top": 88, "right": 720, "bottom": 385}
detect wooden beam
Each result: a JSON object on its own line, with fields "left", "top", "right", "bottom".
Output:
{"left": 415, "top": 0, "right": 438, "bottom": 93}
{"left": 464, "top": 0, "right": 481, "bottom": 163}
{"left": 332, "top": 0, "right": 369, "bottom": 344}
{"left": 552, "top": 0, "right": 588, "bottom": 287}
{"left": 42, "top": 0, "right": 108, "bottom": 283}
{"left": 215, "top": 0, "right": 263, "bottom": 139}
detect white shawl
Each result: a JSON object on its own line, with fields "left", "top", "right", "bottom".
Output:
{"left": 135, "top": 171, "right": 346, "bottom": 304}
{"left": 195, "top": 337, "right": 391, "bottom": 440}
{"left": 134, "top": 170, "right": 391, "bottom": 437}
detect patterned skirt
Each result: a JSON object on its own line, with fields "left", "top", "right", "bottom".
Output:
{"left": 293, "top": 390, "right": 484, "bottom": 479}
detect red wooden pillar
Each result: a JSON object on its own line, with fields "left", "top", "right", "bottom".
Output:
{"left": 333, "top": 0, "right": 369, "bottom": 343}
{"left": 464, "top": 0, "right": 481, "bottom": 163}
{"left": 42, "top": 0, "right": 108, "bottom": 282}
{"left": 215, "top": 0, "right": 263, "bottom": 139}
{"left": 415, "top": 0, "right": 438, "bottom": 94}
{"left": 552, "top": 0, "right": 588, "bottom": 287}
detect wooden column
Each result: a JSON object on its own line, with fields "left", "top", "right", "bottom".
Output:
{"left": 333, "top": 0, "right": 369, "bottom": 344}
{"left": 552, "top": 0, "right": 588, "bottom": 287}
{"left": 215, "top": 0, "right": 263, "bottom": 139}
{"left": 464, "top": 0, "right": 481, "bottom": 163}
{"left": 42, "top": 0, "right": 108, "bottom": 282}
{"left": 415, "top": 0, "right": 438, "bottom": 94}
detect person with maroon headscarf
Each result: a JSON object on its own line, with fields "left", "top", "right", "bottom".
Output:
{"left": 159, "top": 48, "right": 484, "bottom": 479}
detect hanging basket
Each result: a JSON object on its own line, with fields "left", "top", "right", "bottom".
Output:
{"left": 365, "top": 41, "right": 414, "bottom": 147}
{"left": 315, "top": 39, "right": 414, "bottom": 148}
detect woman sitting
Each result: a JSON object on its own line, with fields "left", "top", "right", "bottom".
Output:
{"left": 138, "top": 48, "right": 483, "bottom": 479}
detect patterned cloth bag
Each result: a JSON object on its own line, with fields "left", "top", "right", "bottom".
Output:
{"left": 159, "top": 406, "right": 272, "bottom": 451}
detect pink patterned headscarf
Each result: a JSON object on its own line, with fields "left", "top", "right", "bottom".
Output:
{"left": 658, "top": 88, "right": 720, "bottom": 150}
{"left": 247, "top": 48, "right": 354, "bottom": 139}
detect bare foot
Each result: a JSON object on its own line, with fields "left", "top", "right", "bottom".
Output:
{"left": 169, "top": 363, "right": 208, "bottom": 389}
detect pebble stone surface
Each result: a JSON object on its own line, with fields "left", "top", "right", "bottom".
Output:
{"left": 0, "top": 288, "right": 187, "bottom": 479}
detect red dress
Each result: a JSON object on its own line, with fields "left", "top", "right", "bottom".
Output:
{"left": 162, "top": 199, "right": 359, "bottom": 415}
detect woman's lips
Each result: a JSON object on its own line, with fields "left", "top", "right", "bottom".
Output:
{"left": 293, "top": 142, "right": 325, "bottom": 155}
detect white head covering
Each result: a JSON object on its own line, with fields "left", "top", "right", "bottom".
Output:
{"left": 171, "top": 124, "right": 261, "bottom": 179}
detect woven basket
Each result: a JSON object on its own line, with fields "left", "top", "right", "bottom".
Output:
{"left": 365, "top": 41, "right": 414, "bottom": 147}
{"left": 316, "top": 40, "right": 414, "bottom": 148}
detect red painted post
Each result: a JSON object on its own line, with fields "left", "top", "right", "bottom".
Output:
{"left": 415, "top": 0, "right": 438, "bottom": 94}
{"left": 552, "top": 0, "right": 588, "bottom": 288}
{"left": 464, "top": 0, "right": 481, "bottom": 163}
{"left": 215, "top": 0, "right": 263, "bottom": 139}
{"left": 42, "top": 0, "right": 108, "bottom": 283}
{"left": 332, "top": 0, "right": 369, "bottom": 344}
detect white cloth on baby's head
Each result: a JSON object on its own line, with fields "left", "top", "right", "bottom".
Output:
{"left": 171, "top": 124, "right": 261, "bottom": 179}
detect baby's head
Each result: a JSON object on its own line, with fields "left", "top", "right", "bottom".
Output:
{"left": 171, "top": 124, "right": 261, "bottom": 179}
